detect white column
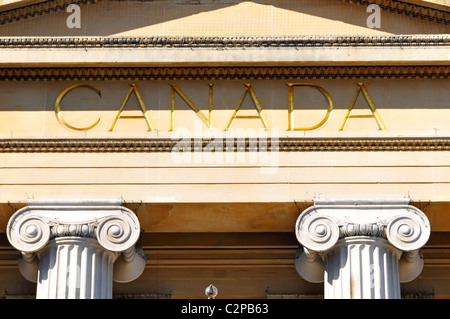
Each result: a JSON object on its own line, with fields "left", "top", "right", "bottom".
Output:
{"left": 295, "top": 199, "right": 430, "bottom": 299}
{"left": 7, "top": 200, "right": 146, "bottom": 299}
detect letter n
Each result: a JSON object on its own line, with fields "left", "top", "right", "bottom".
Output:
{"left": 169, "top": 84, "right": 213, "bottom": 131}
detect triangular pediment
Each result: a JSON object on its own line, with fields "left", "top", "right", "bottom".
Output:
{"left": 0, "top": 0, "right": 448, "bottom": 37}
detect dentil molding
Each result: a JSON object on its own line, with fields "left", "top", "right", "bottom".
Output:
{"left": 0, "top": 66, "right": 448, "bottom": 81}
{"left": 2, "top": 137, "right": 450, "bottom": 153}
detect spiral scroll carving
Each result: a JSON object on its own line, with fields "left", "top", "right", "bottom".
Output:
{"left": 296, "top": 213, "right": 339, "bottom": 252}
{"left": 386, "top": 213, "right": 430, "bottom": 252}
{"left": 96, "top": 214, "right": 140, "bottom": 252}
{"left": 7, "top": 213, "right": 51, "bottom": 253}
{"left": 296, "top": 201, "right": 430, "bottom": 254}
{"left": 7, "top": 203, "right": 142, "bottom": 255}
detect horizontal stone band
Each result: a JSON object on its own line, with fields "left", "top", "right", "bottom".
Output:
{"left": 1, "top": 137, "right": 450, "bottom": 153}
{"left": 0, "top": 35, "right": 449, "bottom": 48}
{"left": 0, "top": 66, "right": 448, "bottom": 81}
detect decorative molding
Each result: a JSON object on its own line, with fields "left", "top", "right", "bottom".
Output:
{"left": 0, "top": 35, "right": 449, "bottom": 48}
{"left": 294, "top": 199, "right": 431, "bottom": 296}
{"left": 339, "top": 222, "right": 386, "bottom": 238}
{"left": 295, "top": 198, "right": 430, "bottom": 252}
{"left": 6, "top": 199, "right": 146, "bottom": 295}
{"left": 0, "top": 0, "right": 97, "bottom": 25}
{"left": 1, "top": 137, "right": 450, "bottom": 153}
{"left": 0, "top": 0, "right": 448, "bottom": 25}
{"left": 7, "top": 199, "right": 142, "bottom": 253}
{"left": 341, "top": 0, "right": 449, "bottom": 24}
{"left": 49, "top": 221, "right": 97, "bottom": 239}
{"left": 0, "top": 66, "right": 448, "bottom": 81}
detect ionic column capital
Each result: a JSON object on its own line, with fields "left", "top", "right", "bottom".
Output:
{"left": 295, "top": 198, "right": 430, "bottom": 253}
{"left": 295, "top": 199, "right": 431, "bottom": 290}
{"left": 7, "top": 199, "right": 145, "bottom": 285}
{"left": 7, "top": 200, "right": 141, "bottom": 253}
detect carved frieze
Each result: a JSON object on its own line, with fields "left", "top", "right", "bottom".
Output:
{"left": 0, "top": 35, "right": 448, "bottom": 48}
{"left": 0, "top": 66, "right": 448, "bottom": 81}
{"left": 0, "top": 137, "right": 450, "bottom": 153}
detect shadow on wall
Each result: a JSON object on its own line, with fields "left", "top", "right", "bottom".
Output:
{"left": 0, "top": 0, "right": 448, "bottom": 36}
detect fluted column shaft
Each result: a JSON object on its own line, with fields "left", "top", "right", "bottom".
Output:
{"left": 7, "top": 200, "right": 146, "bottom": 299}
{"left": 36, "top": 237, "right": 117, "bottom": 299}
{"left": 324, "top": 237, "right": 401, "bottom": 299}
{"left": 295, "top": 199, "right": 430, "bottom": 299}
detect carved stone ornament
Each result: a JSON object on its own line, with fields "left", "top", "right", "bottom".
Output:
{"left": 1, "top": 0, "right": 448, "bottom": 25}
{"left": 7, "top": 199, "right": 141, "bottom": 253}
{"left": 0, "top": 66, "right": 448, "bottom": 82}
{"left": 294, "top": 199, "right": 431, "bottom": 298}
{"left": 7, "top": 199, "right": 146, "bottom": 294}
{"left": 2, "top": 137, "right": 450, "bottom": 154}
{"left": 295, "top": 199, "right": 430, "bottom": 253}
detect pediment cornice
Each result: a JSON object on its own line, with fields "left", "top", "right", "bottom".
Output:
{"left": 0, "top": 0, "right": 448, "bottom": 26}
{"left": 1, "top": 34, "right": 449, "bottom": 48}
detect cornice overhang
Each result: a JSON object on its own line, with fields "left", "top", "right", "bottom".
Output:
{"left": 0, "top": 0, "right": 448, "bottom": 25}
{"left": 1, "top": 34, "right": 449, "bottom": 48}
{"left": 0, "top": 35, "right": 448, "bottom": 67}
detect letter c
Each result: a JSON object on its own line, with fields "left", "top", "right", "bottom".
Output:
{"left": 55, "top": 84, "right": 101, "bottom": 131}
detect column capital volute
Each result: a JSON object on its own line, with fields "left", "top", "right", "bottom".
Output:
{"left": 295, "top": 198, "right": 430, "bottom": 253}
{"left": 7, "top": 199, "right": 141, "bottom": 254}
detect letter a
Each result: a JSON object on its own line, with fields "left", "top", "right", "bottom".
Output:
{"left": 226, "top": 84, "right": 271, "bottom": 131}
{"left": 109, "top": 84, "right": 154, "bottom": 131}
{"left": 340, "top": 83, "right": 386, "bottom": 131}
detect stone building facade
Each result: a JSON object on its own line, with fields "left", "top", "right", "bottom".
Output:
{"left": 0, "top": 0, "right": 448, "bottom": 299}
